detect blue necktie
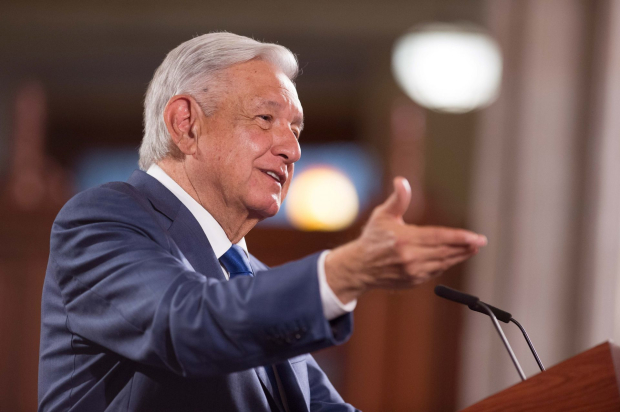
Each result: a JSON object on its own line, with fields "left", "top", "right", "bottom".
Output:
{"left": 219, "top": 245, "right": 284, "bottom": 407}
{"left": 219, "top": 244, "right": 254, "bottom": 279}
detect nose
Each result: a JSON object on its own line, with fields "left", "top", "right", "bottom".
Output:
{"left": 272, "top": 126, "right": 301, "bottom": 163}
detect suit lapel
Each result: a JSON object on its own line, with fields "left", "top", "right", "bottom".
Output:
{"left": 128, "top": 170, "right": 225, "bottom": 281}
{"left": 167, "top": 207, "right": 225, "bottom": 281}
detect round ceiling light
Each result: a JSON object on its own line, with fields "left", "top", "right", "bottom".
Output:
{"left": 392, "top": 23, "right": 502, "bottom": 113}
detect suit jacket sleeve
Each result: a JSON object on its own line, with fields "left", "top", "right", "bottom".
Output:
{"left": 48, "top": 185, "right": 353, "bottom": 379}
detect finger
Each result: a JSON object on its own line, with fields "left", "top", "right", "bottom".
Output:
{"left": 410, "top": 226, "right": 487, "bottom": 247}
{"left": 376, "top": 248, "right": 478, "bottom": 289}
{"left": 374, "top": 177, "right": 412, "bottom": 218}
{"left": 373, "top": 276, "right": 421, "bottom": 289}
{"left": 414, "top": 252, "right": 474, "bottom": 274}
{"left": 399, "top": 245, "right": 474, "bottom": 264}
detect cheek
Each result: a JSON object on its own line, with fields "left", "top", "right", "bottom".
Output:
{"left": 240, "top": 132, "right": 273, "bottom": 167}
{"left": 247, "top": 128, "right": 273, "bottom": 149}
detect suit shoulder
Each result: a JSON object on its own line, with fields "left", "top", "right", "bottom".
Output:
{"left": 53, "top": 182, "right": 155, "bottom": 230}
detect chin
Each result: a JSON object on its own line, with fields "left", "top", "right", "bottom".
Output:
{"left": 260, "top": 204, "right": 280, "bottom": 218}
{"left": 249, "top": 196, "right": 281, "bottom": 219}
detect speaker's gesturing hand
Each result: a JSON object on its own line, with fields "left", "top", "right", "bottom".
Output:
{"left": 325, "top": 177, "right": 487, "bottom": 304}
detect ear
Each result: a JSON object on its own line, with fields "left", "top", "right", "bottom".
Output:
{"left": 163, "top": 95, "right": 202, "bottom": 156}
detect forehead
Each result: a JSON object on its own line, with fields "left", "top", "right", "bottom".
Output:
{"left": 223, "top": 60, "right": 302, "bottom": 114}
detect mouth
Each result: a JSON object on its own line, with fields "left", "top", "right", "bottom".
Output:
{"left": 261, "top": 169, "right": 284, "bottom": 186}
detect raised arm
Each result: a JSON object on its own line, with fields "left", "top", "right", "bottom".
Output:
{"left": 47, "top": 186, "right": 351, "bottom": 379}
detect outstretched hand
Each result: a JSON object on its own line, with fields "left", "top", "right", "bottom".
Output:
{"left": 325, "top": 177, "right": 487, "bottom": 304}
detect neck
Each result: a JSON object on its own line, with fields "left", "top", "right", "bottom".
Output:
{"left": 157, "top": 158, "right": 258, "bottom": 243}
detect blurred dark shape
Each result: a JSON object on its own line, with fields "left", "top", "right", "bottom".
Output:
{"left": 4, "top": 81, "right": 72, "bottom": 210}
{"left": 390, "top": 99, "right": 427, "bottom": 222}
{"left": 0, "top": 81, "right": 72, "bottom": 412}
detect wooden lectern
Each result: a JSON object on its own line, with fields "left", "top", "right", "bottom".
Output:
{"left": 461, "top": 342, "right": 620, "bottom": 411}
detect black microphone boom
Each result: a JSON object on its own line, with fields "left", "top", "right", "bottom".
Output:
{"left": 434, "top": 285, "right": 545, "bottom": 373}
{"left": 469, "top": 301, "right": 512, "bottom": 323}
{"left": 435, "top": 285, "right": 512, "bottom": 323}
{"left": 434, "top": 285, "right": 547, "bottom": 380}
{"left": 434, "top": 285, "right": 480, "bottom": 307}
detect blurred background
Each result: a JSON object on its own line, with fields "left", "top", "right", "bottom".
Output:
{"left": 2, "top": 0, "right": 620, "bottom": 410}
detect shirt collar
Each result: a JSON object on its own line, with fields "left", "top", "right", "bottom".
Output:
{"left": 146, "top": 164, "right": 248, "bottom": 259}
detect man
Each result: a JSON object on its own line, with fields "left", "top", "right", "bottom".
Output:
{"left": 38, "top": 33, "right": 486, "bottom": 411}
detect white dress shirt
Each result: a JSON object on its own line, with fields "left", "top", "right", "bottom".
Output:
{"left": 147, "top": 164, "right": 356, "bottom": 320}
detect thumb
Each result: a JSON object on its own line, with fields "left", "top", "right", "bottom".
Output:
{"left": 376, "top": 177, "right": 411, "bottom": 218}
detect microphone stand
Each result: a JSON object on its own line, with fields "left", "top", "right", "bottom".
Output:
{"left": 477, "top": 301, "right": 526, "bottom": 381}
{"left": 510, "top": 318, "right": 545, "bottom": 372}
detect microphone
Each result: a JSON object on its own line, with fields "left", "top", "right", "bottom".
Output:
{"left": 434, "top": 285, "right": 511, "bottom": 322}
{"left": 470, "top": 301, "right": 512, "bottom": 323}
{"left": 435, "top": 285, "right": 529, "bottom": 381}
{"left": 434, "top": 284, "right": 480, "bottom": 307}
{"left": 434, "top": 285, "right": 545, "bottom": 372}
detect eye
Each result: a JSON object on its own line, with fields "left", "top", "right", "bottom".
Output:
{"left": 257, "top": 115, "right": 273, "bottom": 122}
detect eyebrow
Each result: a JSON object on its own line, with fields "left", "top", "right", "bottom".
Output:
{"left": 263, "top": 100, "right": 282, "bottom": 109}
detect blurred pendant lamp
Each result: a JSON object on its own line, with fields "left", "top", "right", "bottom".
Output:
{"left": 392, "top": 23, "right": 502, "bottom": 113}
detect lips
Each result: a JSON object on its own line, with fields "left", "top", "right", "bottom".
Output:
{"left": 261, "top": 169, "right": 285, "bottom": 185}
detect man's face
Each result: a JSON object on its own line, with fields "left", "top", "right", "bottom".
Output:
{"left": 192, "top": 59, "right": 303, "bottom": 219}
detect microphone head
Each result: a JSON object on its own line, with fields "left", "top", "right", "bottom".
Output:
{"left": 434, "top": 285, "right": 480, "bottom": 307}
{"left": 469, "top": 302, "right": 512, "bottom": 323}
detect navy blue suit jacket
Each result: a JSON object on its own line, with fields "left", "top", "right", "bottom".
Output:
{"left": 38, "top": 170, "right": 357, "bottom": 411}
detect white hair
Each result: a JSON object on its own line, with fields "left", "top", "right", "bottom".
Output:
{"left": 139, "top": 32, "right": 299, "bottom": 170}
